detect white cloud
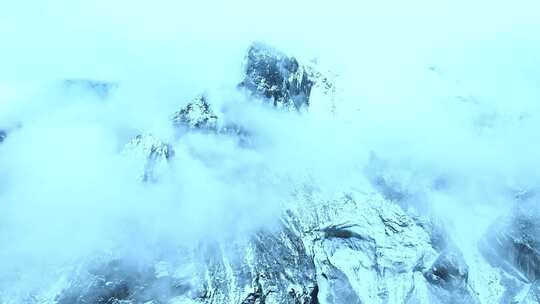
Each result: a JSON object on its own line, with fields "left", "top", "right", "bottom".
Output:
{"left": 1, "top": 0, "right": 540, "bottom": 300}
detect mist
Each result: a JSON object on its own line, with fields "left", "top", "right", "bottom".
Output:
{"left": 1, "top": 0, "right": 540, "bottom": 302}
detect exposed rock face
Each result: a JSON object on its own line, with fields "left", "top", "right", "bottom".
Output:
{"left": 168, "top": 43, "right": 334, "bottom": 150}
{"left": 55, "top": 186, "right": 505, "bottom": 304}
{"left": 170, "top": 95, "right": 251, "bottom": 147}
{"left": 239, "top": 43, "right": 314, "bottom": 111}
{"left": 197, "top": 222, "right": 318, "bottom": 304}
{"left": 301, "top": 193, "right": 438, "bottom": 304}
{"left": 172, "top": 96, "right": 219, "bottom": 131}
{"left": 54, "top": 189, "right": 440, "bottom": 304}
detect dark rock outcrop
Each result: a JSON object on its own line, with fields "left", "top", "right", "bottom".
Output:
{"left": 171, "top": 95, "right": 219, "bottom": 131}
{"left": 171, "top": 95, "right": 252, "bottom": 147}
{"left": 238, "top": 42, "right": 314, "bottom": 110}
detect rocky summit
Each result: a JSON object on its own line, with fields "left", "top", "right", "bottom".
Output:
{"left": 238, "top": 43, "right": 315, "bottom": 111}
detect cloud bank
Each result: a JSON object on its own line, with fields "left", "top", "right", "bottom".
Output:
{"left": 1, "top": 0, "right": 540, "bottom": 301}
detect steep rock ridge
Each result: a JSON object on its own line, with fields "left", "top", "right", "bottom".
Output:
{"left": 292, "top": 191, "right": 449, "bottom": 304}
{"left": 191, "top": 222, "right": 318, "bottom": 304}
{"left": 51, "top": 184, "right": 490, "bottom": 303}
{"left": 171, "top": 43, "right": 337, "bottom": 132}
{"left": 238, "top": 42, "right": 314, "bottom": 111}
{"left": 364, "top": 151, "right": 540, "bottom": 302}
{"left": 172, "top": 96, "right": 219, "bottom": 131}
{"left": 169, "top": 43, "right": 335, "bottom": 147}
{"left": 363, "top": 153, "right": 513, "bottom": 303}
{"left": 51, "top": 189, "right": 443, "bottom": 304}
{"left": 170, "top": 95, "right": 251, "bottom": 147}
{"left": 299, "top": 193, "right": 433, "bottom": 303}
{"left": 169, "top": 189, "right": 441, "bottom": 304}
